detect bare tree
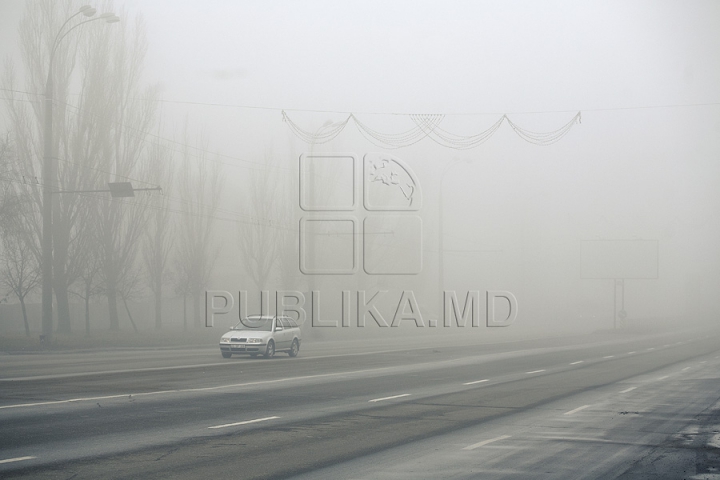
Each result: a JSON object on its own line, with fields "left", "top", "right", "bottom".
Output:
{"left": 2, "top": 2, "right": 156, "bottom": 334}
{"left": 117, "top": 262, "right": 143, "bottom": 334}
{"left": 0, "top": 131, "right": 14, "bottom": 219}
{"left": 237, "top": 153, "right": 296, "bottom": 291}
{"left": 176, "top": 135, "right": 224, "bottom": 328}
{"left": 0, "top": 193, "right": 41, "bottom": 337}
{"left": 142, "top": 137, "right": 174, "bottom": 329}
{"left": 4, "top": 1, "right": 113, "bottom": 334}
{"left": 70, "top": 244, "right": 102, "bottom": 337}
{"left": 172, "top": 257, "right": 191, "bottom": 331}
{"left": 68, "top": 202, "right": 102, "bottom": 337}
{"left": 0, "top": 129, "right": 45, "bottom": 338}
{"left": 92, "top": 11, "right": 158, "bottom": 331}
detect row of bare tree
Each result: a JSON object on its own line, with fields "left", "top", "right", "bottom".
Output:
{"left": 0, "top": 1, "right": 231, "bottom": 336}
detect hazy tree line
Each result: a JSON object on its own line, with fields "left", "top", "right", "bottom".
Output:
{"left": 0, "top": 1, "right": 248, "bottom": 336}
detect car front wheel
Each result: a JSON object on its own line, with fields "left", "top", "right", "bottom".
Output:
{"left": 288, "top": 339, "right": 299, "bottom": 357}
{"left": 221, "top": 351, "right": 232, "bottom": 358}
{"left": 264, "top": 340, "right": 275, "bottom": 358}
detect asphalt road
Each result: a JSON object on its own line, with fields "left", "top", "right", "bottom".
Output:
{"left": 1, "top": 329, "right": 719, "bottom": 479}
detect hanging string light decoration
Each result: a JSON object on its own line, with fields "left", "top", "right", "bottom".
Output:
{"left": 282, "top": 110, "right": 581, "bottom": 149}
{"left": 412, "top": 114, "right": 506, "bottom": 150}
{"left": 505, "top": 112, "right": 581, "bottom": 146}
{"left": 281, "top": 111, "right": 351, "bottom": 144}
{"left": 352, "top": 114, "right": 444, "bottom": 149}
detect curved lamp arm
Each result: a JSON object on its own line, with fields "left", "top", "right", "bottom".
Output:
{"left": 49, "top": 8, "right": 118, "bottom": 71}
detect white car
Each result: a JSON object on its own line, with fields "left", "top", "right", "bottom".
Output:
{"left": 219, "top": 315, "right": 301, "bottom": 358}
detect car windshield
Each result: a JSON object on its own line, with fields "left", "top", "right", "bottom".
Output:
{"left": 233, "top": 316, "right": 273, "bottom": 331}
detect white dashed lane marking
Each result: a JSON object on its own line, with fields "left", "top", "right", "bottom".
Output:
{"left": 0, "top": 456, "right": 36, "bottom": 465}
{"left": 463, "top": 379, "right": 489, "bottom": 385}
{"left": 369, "top": 394, "right": 410, "bottom": 403}
{"left": 564, "top": 405, "right": 591, "bottom": 415}
{"left": 526, "top": 370, "right": 545, "bottom": 374}
{"left": 619, "top": 387, "right": 637, "bottom": 393}
{"left": 570, "top": 361, "right": 584, "bottom": 365}
{"left": 208, "top": 416, "right": 279, "bottom": 429}
{"left": 463, "top": 435, "right": 512, "bottom": 450}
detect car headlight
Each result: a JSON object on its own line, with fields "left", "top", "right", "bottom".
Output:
{"left": 221, "top": 338, "right": 230, "bottom": 343}
{"left": 247, "top": 338, "right": 262, "bottom": 344}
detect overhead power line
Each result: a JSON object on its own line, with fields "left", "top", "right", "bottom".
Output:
{"left": 152, "top": 96, "right": 720, "bottom": 116}
{"left": 3, "top": 87, "right": 719, "bottom": 115}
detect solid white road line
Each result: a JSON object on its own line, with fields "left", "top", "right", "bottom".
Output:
{"left": 0, "top": 363, "right": 234, "bottom": 382}
{"left": 0, "top": 392, "right": 178, "bottom": 410}
{"left": 208, "top": 416, "right": 279, "bottom": 429}
{"left": 463, "top": 435, "right": 512, "bottom": 450}
{"left": 0, "top": 366, "right": 403, "bottom": 410}
{"left": 619, "top": 387, "right": 637, "bottom": 393}
{"left": 0, "top": 456, "right": 36, "bottom": 465}
{"left": 564, "top": 405, "right": 591, "bottom": 415}
{"left": 1, "top": 345, "right": 485, "bottom": 382}
{"left": 369, "top": 394, "right": 410, "bottom": 403}
{"left": 570, "top": 361, "right": 584, "bottom": 365}
{"left": 538, "top": 435, "right": 615, "bottom": 443}
{"left": 526, "top": 369, "right": 545, "bottom": 374}
{"left": 463, "top": 379, "right": 489, "bottom": 385}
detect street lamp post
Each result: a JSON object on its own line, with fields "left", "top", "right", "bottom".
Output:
{"left": 41, "top": 6, "right": 119, "bottom": 341}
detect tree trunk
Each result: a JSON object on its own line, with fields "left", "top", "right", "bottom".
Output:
{"left": 107, "top": 274, "right": 120, "bottom": 330}
{"left": 53, "top": 217, "right": 71, "bottom": 333}
{"left": 154, "top": 277, "right": 162, "bottom": 330}
{"left": 85, "top": 283, "right": 91, "bottom": 337}
{"left": 193, "top": 293, "right": 201, "bottom": 328}
{"left": 108, "top": 289, "right": 119, "bottom": 330}
{"left": 121, "top": 295, "right": 139, "bottom": 333}
{"left": 183, "top": 295, "right": 187, "bottom": 332}
{"left": 54, "top": 281, "right": 71, "bottom": 333}
{"left": 20, "top": 296, "right": 30, "bottom": 337}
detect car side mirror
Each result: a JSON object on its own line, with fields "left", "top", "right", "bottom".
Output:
{"left": 275, "top": 326, "right": 283, "bottom": 332}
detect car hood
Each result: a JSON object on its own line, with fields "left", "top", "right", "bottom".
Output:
{"left": 220, "top": 330, "right": 271, "bottom": 340}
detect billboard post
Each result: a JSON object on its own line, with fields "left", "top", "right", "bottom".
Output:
{"left": 581, "top": 240, "right": 658, "bottom": 330}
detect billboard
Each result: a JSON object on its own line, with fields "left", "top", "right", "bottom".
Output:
{"left": 580, "top": 240, "right": 659, "bottom": 279}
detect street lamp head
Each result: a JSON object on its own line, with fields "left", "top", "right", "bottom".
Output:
{"left": 79, "top": 5, "right": 97, "bottom": 17}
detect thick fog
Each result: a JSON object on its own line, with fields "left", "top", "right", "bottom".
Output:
{"left": 0, "top": 0, "right": 718, "bottom": 342}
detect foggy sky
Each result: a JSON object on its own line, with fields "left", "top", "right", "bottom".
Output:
{"left": 1, "top": 0, "right": 719, "bottom": 328}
